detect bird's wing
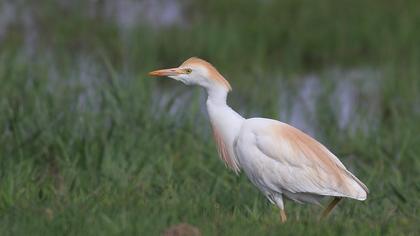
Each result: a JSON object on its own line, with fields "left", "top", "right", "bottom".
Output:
{"left": 246, "top": 119, "right": 368, "bottom": 200}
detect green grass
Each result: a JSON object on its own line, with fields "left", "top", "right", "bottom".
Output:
{"left": 1, "top": 0, "right": 420, "bottom": 235}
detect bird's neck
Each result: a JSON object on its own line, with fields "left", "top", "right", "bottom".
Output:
{"left": 205, "top": 87, "right": 244, "bottom": 173}
{"left": 206, "top": 87, "right": 228, "bottom": 105}
{"left": 205, "top": 87, "right": 243, "bottom": 125}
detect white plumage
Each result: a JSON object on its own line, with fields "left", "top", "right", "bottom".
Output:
{"left": 149, "top": 57, "right": 369, "bottom": 223}
{"left": 235, "top": 119, "right": 368, "bottom": 203}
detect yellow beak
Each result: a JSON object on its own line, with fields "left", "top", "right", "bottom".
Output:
{"left": 148, "top": 68, "right": 186, "bottom": 77}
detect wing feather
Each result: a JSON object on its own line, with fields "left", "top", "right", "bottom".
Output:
{"left": 250, "top": 120, "right": 368, "bottom": 200}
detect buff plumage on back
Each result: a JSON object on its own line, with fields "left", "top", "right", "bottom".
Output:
{"left": 181, "top": 57, "right": 232, "bottom": 91}
{"left": 258, "top": 122, "right": 369, "bottom": 200}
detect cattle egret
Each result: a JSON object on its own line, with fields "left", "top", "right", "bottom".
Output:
{"left": 149, "top": 57, "right": 369, "bottom": 223}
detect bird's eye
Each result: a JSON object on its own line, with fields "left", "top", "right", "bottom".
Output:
{"left": 185, "top": 68, "right": 192, "bottom": 74}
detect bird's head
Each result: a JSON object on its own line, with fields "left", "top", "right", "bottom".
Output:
{"left": 149, "top": 57, "right": 231, "bottom": 92}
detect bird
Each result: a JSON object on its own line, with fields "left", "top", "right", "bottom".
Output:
{"left": 149, "top": 57, "right": 369, "bottom": 223}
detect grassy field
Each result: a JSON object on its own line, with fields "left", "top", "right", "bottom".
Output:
{"left": 1, "top": 0, "right": 419, "bottom": 235}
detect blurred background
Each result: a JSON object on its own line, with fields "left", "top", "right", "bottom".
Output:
{"left": 1, "top": 0, "right": 419, "bottom": 235}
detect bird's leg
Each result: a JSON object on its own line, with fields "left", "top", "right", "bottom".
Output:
{"left": 274, "top": 195, "right": 287, "bottom": 223}
{"left": 280, "top": 209, "right": 287, "bottom": 223}
{"left": 320, "top": 197, "right": 342, "bottom": 220}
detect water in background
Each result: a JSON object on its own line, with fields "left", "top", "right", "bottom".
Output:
{"left": 0, "top": 0, "right": 383, "bottom": 137}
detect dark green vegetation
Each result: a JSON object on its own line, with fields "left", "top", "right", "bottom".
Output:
{"left": 1, "top": 0, "right": 419, "bottom": 235}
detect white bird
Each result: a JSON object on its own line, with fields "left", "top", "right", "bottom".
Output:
{"left": 149, "top": 57, "right": 368, "bottom": 223}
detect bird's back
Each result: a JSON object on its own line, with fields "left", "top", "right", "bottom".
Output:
{"left": 234, "top": 118, "right": 368, "bottom": 202}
